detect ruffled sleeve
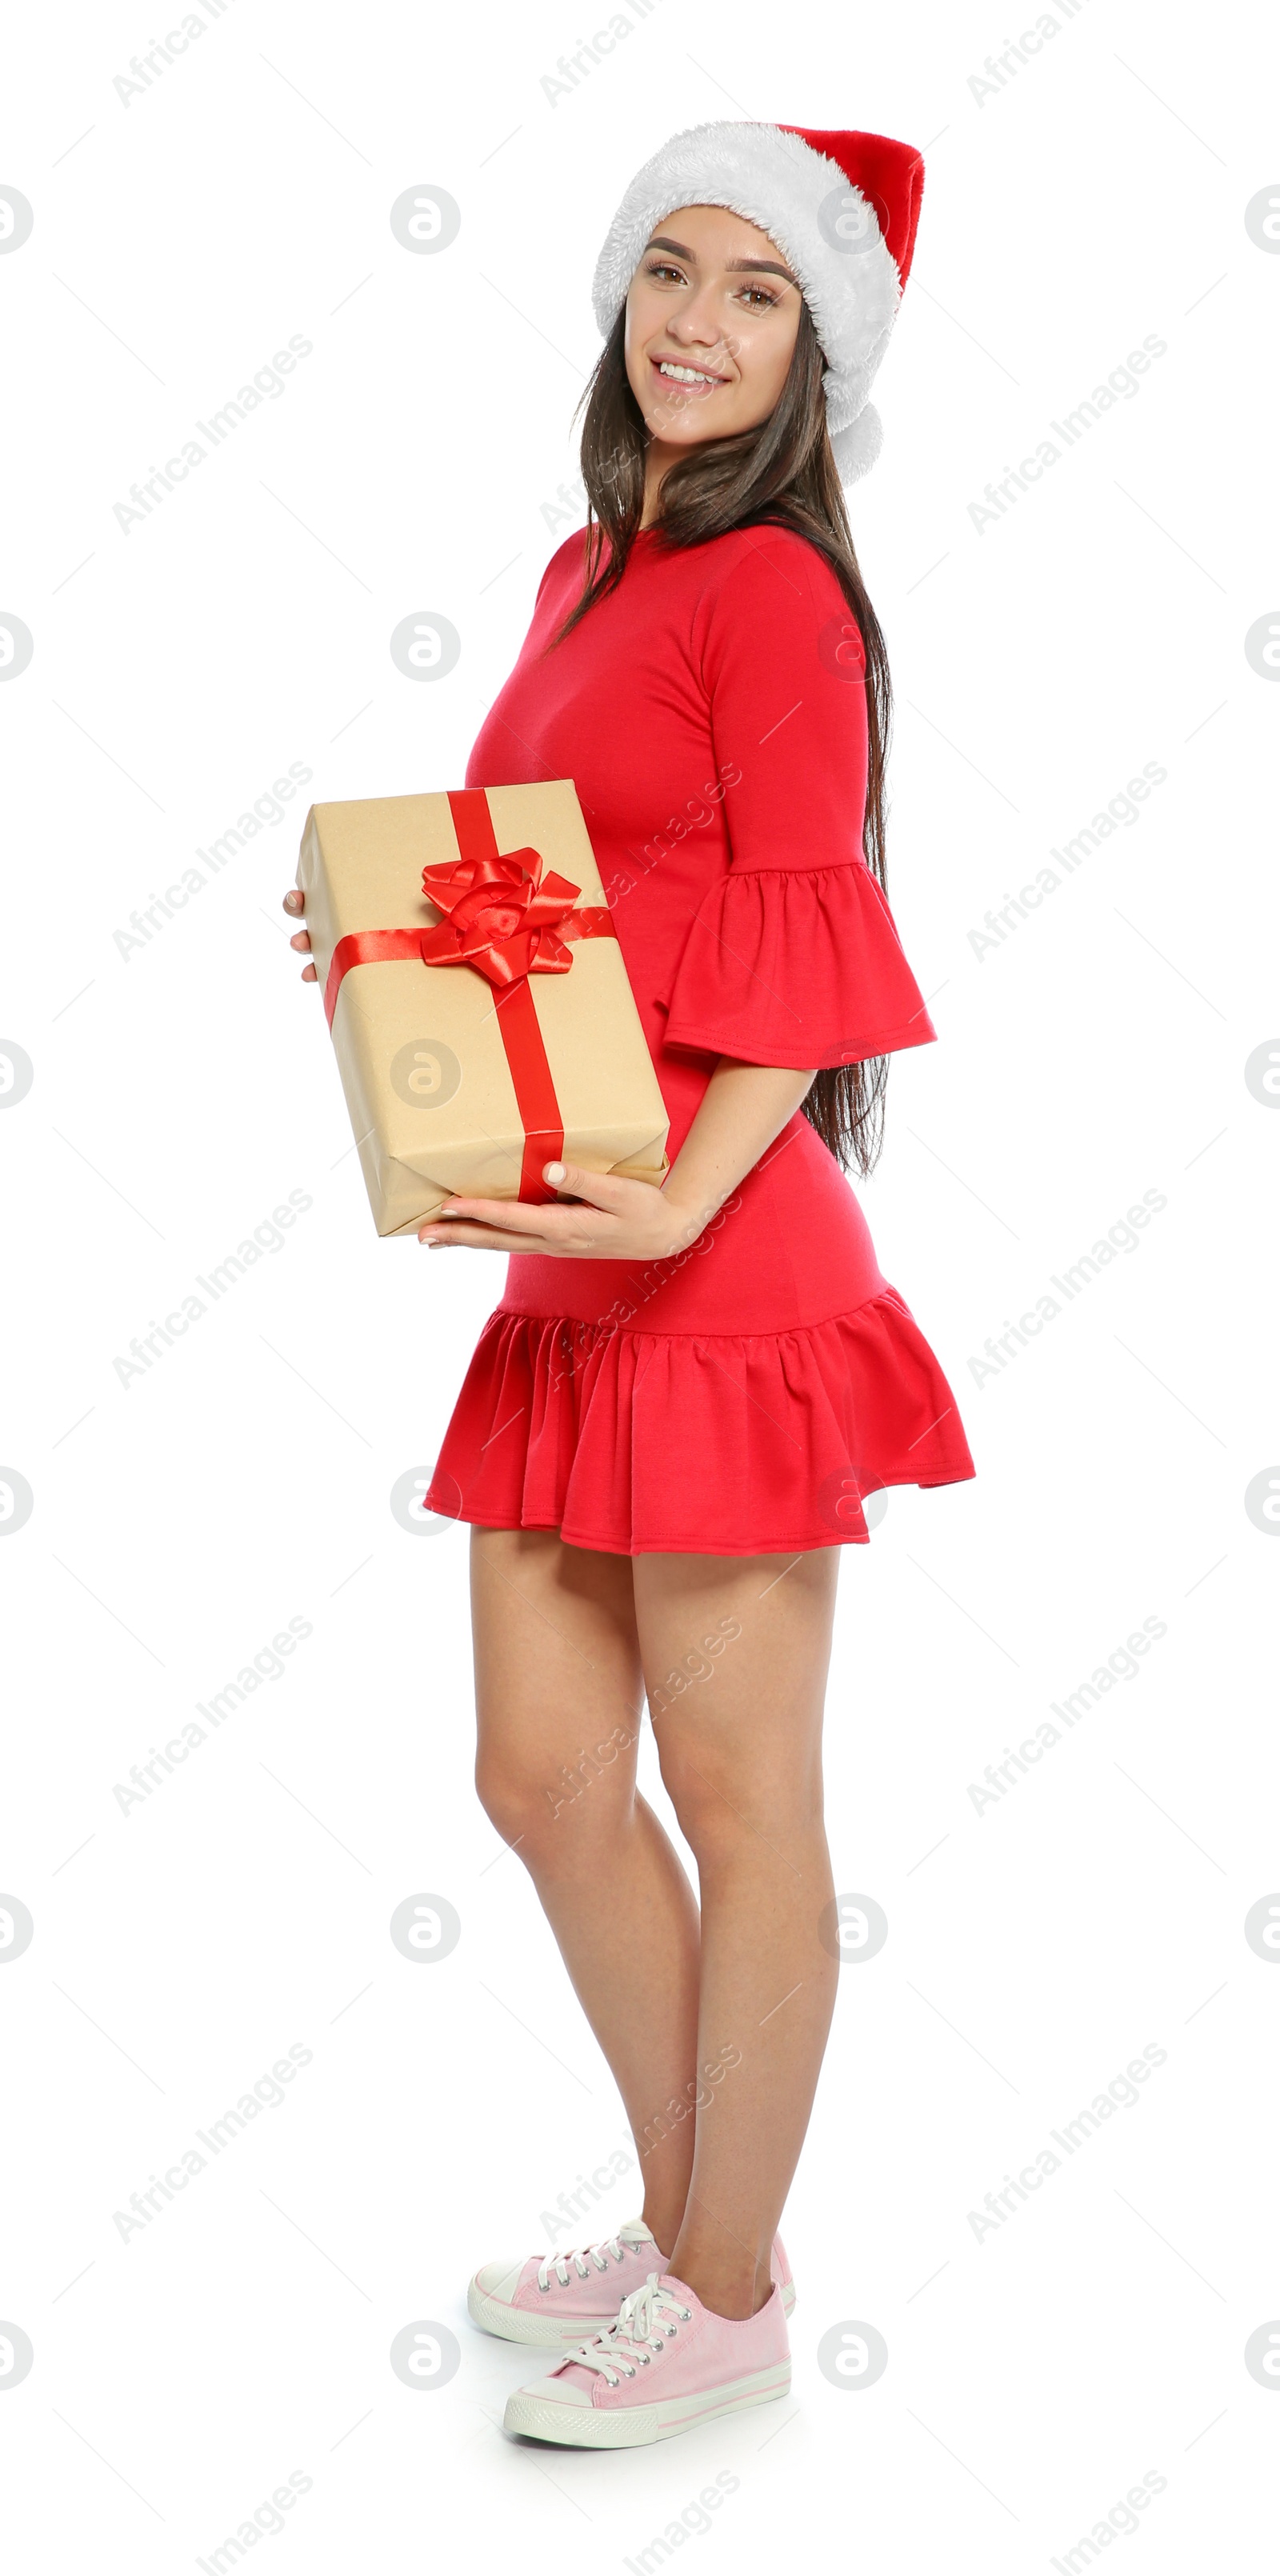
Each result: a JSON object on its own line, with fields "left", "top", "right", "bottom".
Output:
{"left": 663, "top": 530, "right": 936, "bottom": 1070}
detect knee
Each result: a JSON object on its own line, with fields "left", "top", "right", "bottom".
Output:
{"left": 654, "top": 1739, "right": 733, "bottom": 1862}
{"left": 656, "top": 1737, "right": 822, "bottom": 1867}
{"left": 474, "top": 1751, "right": 558, "bottom": 1853}
{"left": 474, "top": 1750, "right": 532, "bottom": 1849}
{"left": 475, "top": 1727, "right": 636, "bottom": 1862}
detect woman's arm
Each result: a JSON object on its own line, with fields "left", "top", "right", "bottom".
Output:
{"left": 417, "top": 1057, "right": 816, "bottom": 1258}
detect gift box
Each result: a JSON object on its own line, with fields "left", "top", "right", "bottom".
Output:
{"left": 296, "top": 781, "right": 670, "bottom": 1236}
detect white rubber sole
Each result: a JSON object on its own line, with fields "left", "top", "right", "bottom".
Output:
{"left": 503, "top": 2359, "right": 791, "bottom": 2447}
{"left": 469, "top": 2274, "right": 795, "bottom": 2348}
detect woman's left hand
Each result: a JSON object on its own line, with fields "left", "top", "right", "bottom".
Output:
{"left": 419, "top": 1160, "right": 710, "bottom": 1261}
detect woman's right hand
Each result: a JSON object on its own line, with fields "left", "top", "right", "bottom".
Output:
{"left": 282, "top": 886, "right": 317, "bottom": 982}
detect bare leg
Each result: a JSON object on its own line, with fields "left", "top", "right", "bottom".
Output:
{"left": 470, "top": 1527, "right": 702, "bottom": 2254}
{"left": 633, "top": 1547, "right": 840, "bottom": 2320}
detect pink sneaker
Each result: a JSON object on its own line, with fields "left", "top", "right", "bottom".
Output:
{"left": 469, "top": 2218, "right": 794, "bottom": 2348}
{"left": 503, "top": 2270, "right": 790, "bottom": 2446}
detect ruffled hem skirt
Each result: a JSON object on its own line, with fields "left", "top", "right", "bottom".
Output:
{"left": 425, "top": 1286, "right": 976, "bottom": 1556}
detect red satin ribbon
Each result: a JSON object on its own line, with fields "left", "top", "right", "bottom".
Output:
{"left": 322, "top": 788, "right": 616, "bottom": 1202}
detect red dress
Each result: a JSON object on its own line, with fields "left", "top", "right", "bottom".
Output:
{"left": 425, "top": 522, "right": 975, "bottom": 1554}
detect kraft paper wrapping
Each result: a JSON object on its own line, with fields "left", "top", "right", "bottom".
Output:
{"left": 296, "top": 782, "right": 671, "bottom": 1237}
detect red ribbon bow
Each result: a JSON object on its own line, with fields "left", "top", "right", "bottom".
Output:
{"left": 321, "top": 787, "right": 617, "bottom": 1203}
{"left": 418, "top": 846, "right": 586, "bottom": 986}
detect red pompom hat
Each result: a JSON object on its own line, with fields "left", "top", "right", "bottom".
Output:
{"left": 591, "top": 122, "right": 925, "bottom": 484}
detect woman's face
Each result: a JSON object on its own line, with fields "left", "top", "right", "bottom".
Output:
{"left": 623, "top": 202, "right": 802, "bottom": 450}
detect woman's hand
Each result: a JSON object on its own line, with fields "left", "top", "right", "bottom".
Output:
{"left": 419, "top": 1060, "right": 815, "bottom": 1260}
{"left": 282, "top": 885, "right": 316, "bottom": 979}
{"left": 419, "top": 1162, "right": 714, "bottom": 1261}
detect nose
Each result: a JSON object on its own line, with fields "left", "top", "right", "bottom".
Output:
{"left": 666, "top": 282, "right": 730, "bottom": 353}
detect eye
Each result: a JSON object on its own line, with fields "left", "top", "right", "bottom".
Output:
{"left": 736, "top": 282, "right": 780, "bottom": 310}
{"left": 644, "top": 258, "right": 687, "bottom": 285}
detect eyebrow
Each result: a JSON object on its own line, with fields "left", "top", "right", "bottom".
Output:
{"left": 645, "top": 234, "right": 798, "bottom": 286}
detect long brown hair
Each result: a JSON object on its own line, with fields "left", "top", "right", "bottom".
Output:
{"left": 557, "top": 299, "right": 894, "bottom": 1178}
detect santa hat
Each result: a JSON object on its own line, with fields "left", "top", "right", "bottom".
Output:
{"left": 591, "top": 122, "right": 924, "bottom": 484}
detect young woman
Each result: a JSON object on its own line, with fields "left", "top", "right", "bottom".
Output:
{"left": 286, "top": 119, "right": 975, "bottom": 2448}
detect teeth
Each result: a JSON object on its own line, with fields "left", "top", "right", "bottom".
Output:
{"left": 658, "top": 361, "right": 718, "bottom": 385}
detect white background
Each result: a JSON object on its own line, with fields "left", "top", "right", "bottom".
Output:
{"left": 2, "top": 0, "right": 1278, "bottom": 2566}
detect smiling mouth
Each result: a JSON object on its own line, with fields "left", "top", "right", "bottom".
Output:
{"left": 653, "top": 358, "right": 726, "bottom": 389}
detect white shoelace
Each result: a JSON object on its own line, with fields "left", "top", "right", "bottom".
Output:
{"left": 562, "top": 2274, "right": 692, "bottom": 2386}
{"left": 536, "top": 2230, "right": 632, "bottom": 2291}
